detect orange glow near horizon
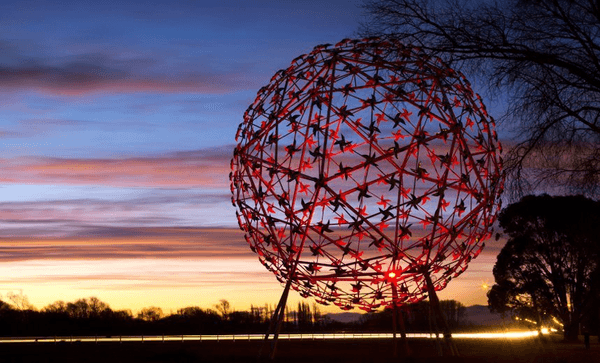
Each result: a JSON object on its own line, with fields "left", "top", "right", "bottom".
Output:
{"left": 0, "top": 230, "right": 502, "bottom": 314}
{"left": 0, "top": 257, "right": 286, "bottom": 314}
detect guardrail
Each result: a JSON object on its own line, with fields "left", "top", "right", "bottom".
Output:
{"left": 0, "top": 330, "right": 547, "bottom": 344}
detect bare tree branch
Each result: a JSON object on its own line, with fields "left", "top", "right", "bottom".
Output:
{"left": 362, "top": 0, "right": 600, "bottom": 198}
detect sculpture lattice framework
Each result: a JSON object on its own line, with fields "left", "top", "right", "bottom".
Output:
{"left": 230, "top": 37, "right": 504, "bottom": 312}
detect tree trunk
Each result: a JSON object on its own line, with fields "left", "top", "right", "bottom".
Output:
{"left": 564, "top": 320, "right": 579, "bottom": 341}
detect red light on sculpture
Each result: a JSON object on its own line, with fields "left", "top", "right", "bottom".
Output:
{"left": 230, "top": 37, "right": 504, "bottom": 312}
{"left": 385, "top": 270, "right": 400, "bottom": 287}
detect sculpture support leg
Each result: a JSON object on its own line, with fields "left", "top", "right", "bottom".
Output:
{"left": 424, "top": 271, "right": 459, "bottom": 357}
{"left": 269, "top": 280, "right": 291, "bottom": 360}
{"left": 397, "top": 304, "right": 410, "bottom": 356}
{"left": 391, "top": 283, "right": 410, "bottom": 357}
{"left": 428, "top": 295, "right": 443, "bottom": 356}
{"left": 259, "top": 277, "right": 292, "bottom": 360}
{"left": 392, "top": 299, "right": 398, "bottom": 357}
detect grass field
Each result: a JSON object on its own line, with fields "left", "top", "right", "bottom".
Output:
{"left": 1, "top": 334, "right": 598, "bottom": 362}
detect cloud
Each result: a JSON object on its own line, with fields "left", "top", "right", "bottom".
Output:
{"left": 0, "top": 119, "right": 157, "bottom": 139}
{"left": 17, "top": 118, "right": 149, "bottom": 128}
{"left": 0, "top": 189, "right": 236, "bottom": 238}
{"left": 0, "top": 145, "right": 234, "bottom": 187}
{"left": 0, "top": 227, "right": 248, "bottom": 262}
{"left": 0, "top": 130, "right": 22, "bottom": 138}
{"left": 0, "top": 48, "right": 259, "bottom": 96}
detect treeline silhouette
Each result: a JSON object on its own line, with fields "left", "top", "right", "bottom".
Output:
{"left": 0, "top": 296, "right": 467, "bottom": 337}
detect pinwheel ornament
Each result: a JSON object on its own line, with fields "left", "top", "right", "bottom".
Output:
{"left": 230, "top": 37, "right": 503, "bottom": 313}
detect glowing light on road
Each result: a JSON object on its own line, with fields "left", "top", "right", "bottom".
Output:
{"left": 0, "top": 330, "right": 549, "bottom": 344}
{"left": 552, "top": 316, "right": 564, "bottom": 327}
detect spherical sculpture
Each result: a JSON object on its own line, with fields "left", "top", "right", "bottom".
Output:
{"left": 230, "top": 38, "right": 503, "bottom": 312}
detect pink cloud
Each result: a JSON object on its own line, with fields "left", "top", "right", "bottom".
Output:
{"left": 0, "top": 147, "right": 233, "bottom": 188}
{"left": 0, "top": 227, "right": 248, "bottom": 262}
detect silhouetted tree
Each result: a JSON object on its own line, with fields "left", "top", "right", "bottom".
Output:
{"left": 311, "top": 302, "right": 323, "bottom": 327}
{"left": 405, "top": 301, "right": 428, "bottom": 331}
{"left": 42, "top": 300, "right": 68, "bottom": 314}
{"left": 88, "top": 297, "right": 110, "bottom": 317}
{"left": 249, "top": 304, "right": 264, "bottom": 324}
{"left": 359, "top": 299, "right": 465, "bottom": 332}
{"left": 112, "top": 309, "right": 133, "bottom": 320}
{"left": 489, "top": 194, "right": 600, "bottom": 341}
{"left": 214, "top": 299, "right": 231, "bottom": 321}
{"left": 581, "top": 265, "right": 600, "bottom": 338}
{"left": 363, "top": 0, "right": 600, "bottom": 198}
{"left": 137, "top": 306, "right": 164, "bottom": 322}
{"left": 176, "top": 306, "right": 206, "bottom": 317}
{"left": 169, "top": 306, "right": 222, "bottom": 333}
{"left": 440, "top": 300, "right": 466, "bottom": 330}
{"left": 6, "top": 291, "right": 34, "bottom": 310}
{"left": 296, "top": 301, "right": 312, "bottom": 330}
{"left": 0, "top": 299, "right": 12, "bottom": 312}
{"left": 228, "top": 311, "right": 262, "bottom": 331}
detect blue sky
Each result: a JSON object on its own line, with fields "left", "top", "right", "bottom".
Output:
{"left": 0, "top": 0, "right": 501, "bottom": 312}
{"left": 1, "top": 0, "right": 363, "bottom": 158}
{"left": 1, "top": 0, "right": 364, "bottom": 230}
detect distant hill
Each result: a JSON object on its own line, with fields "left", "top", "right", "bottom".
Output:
{"left": 324, "top": 312, "right": 363, "bottom": 323}
{"left": 325, "top": 305, "right": 512, "bottom": 326}
{"left": 462, "top": 305, "right": 511, "bottom": 326}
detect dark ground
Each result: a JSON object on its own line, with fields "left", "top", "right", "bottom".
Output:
{"left": 0, "top": 334, "right": 598, "bottom": 363}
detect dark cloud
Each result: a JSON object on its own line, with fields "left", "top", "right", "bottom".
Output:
{"left": 0, "top": 44, "right": 259, "bottom": 95}
{"left": 0, "top": 130, "right": 25, "bottom": 138}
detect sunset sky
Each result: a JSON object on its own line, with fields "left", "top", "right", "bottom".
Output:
{"left": 0, "top": 0, "right": 507, "bottom": 314}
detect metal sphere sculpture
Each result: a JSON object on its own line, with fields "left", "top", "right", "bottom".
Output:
{"left": 230, "top": 37, "right": 503, "bottom": 312}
